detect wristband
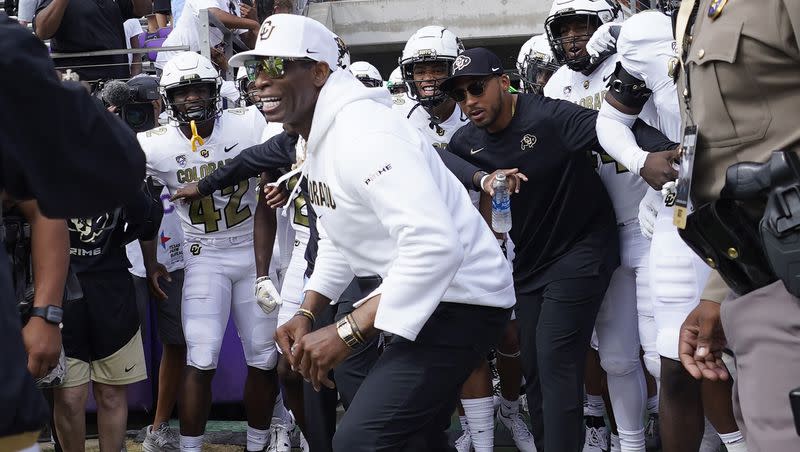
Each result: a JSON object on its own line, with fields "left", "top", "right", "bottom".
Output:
{"left": 473, "top": 170, "right": 489, "bottom": 191}
{"left": 479, "top": 172, "right": 493, "bottom": 193}
{"left": 294, "top": 308, "right": 316, "bottom": 326}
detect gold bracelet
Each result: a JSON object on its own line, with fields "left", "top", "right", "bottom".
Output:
{"left": 294, "top": 308, "right": 315, "bottom": 325}
{"left": 345, "top": 314, "right": 365, "bottom": 344}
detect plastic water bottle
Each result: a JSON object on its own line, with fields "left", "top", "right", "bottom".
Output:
{"left": 491, "top": 173, "right": 512, "bottom": 233}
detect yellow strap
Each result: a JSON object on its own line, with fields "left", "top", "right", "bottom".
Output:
{"left": 0, "top": 431, "right": 39, "bottom": 451}
{"left": 189, "top": 120, "right": 205, "bottom": 152}
{"left": 676, "top": 0, "right": 698, "bottom": 61}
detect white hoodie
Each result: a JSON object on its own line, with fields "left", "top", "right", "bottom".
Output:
{"left": 303, "top": 70, "right": 515, "bottom": 341}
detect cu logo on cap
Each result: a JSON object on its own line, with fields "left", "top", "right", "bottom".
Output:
{"left": 453, "top": 55, "right": 471, "bottom": 71}
{"left": 520, "top": 134, "right": 537, "bottom": 151}
{"left": 259, "top": 20, "right": 275, "bottom": 40}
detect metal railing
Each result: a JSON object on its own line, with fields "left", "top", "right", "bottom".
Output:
{"left": 199, "top": 8, "right": 250, "bottom": 81}
{"left": 45, "top": 8, "right": 249, "bottom": 81}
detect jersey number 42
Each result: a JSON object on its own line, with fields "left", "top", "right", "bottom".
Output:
{"left": 189, "top": 181, "right": 252, "bottom": 233}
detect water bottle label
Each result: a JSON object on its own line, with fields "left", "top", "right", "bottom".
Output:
{"left": 492, "top": 198, "right": 510, "bottom": 211}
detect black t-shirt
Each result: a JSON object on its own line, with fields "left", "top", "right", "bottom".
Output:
{"left": 68, "top": 189, "right": 161, "bottom": 274}
{"left": 35, "top": 0, "right": 135, "bottom": 81}
{"left": 448, "top": 93, "right": 675, "bottom": 292}
{"left": 0, "top": 14, "right": 147, "bottom": 437}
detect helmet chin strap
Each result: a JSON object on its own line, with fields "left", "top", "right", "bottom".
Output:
{"left": 406, "top": 100, "right": 445, "bottom": 133}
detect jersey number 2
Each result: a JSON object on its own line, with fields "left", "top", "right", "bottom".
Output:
{"left": 189, "top": 180, "right": 252, "bottom": 233}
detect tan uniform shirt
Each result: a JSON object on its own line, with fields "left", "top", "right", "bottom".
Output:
{"left": 677, "top": 0, "right": 800, "bottom": 302}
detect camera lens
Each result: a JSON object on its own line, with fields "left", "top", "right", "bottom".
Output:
{"left": 122, "top": 104, "right": 154, "bottom": 132}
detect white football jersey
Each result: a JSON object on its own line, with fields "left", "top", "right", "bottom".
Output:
{"left": 392, "top": 95, "right": 469, "bottom": 151}
{"left": 138, "top": 106, "right": 266, "bottom": 240}
{"left": 544, "top": 56, "right": 654, "bottom": 225}
{"left": 616, "top": 10, "right": 681, "bottom": 142}
{"left": 278, "top": 137, "right": 312, "bottom": 304}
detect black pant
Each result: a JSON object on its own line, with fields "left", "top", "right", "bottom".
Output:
{"left": 0, "top": 246, "right": 49, "bottom": 438}
{"left": 303, "top": 279, "right": 382, "bottom": 452}
{"left": 516, "top": 274, "right": 611, "bottom": 452}
{"left": 332, "top": 302, "right": 511, "bottom": 452}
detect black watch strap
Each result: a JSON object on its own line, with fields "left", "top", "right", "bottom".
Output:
{"left": 31, "top": 305, "right": 64, "bottom": 325}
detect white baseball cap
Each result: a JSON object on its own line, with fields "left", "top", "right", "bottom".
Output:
{"left": 229, "top": 14, "right": 339, "bottom": 71}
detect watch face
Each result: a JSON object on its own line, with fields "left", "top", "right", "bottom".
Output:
{"left": 45, "top": 306, "right": 64, "bottom": 323}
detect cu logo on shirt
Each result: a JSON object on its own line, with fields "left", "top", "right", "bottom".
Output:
{"left": 259, "top": 21, "right": 275, "bottom": 40}
{"left": 189, "top": 244, "right": 202, "bottom": 256}
{"left": 520, "top": 134, "right": 537, "bottom": 151}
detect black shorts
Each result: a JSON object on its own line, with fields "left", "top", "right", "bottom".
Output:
{"left": 153, "top": 0, "right": 171, "bottom": 14}
{"left": 62, "top": 271, "right": 141, "bottom": 365}
{"left": 132, "top": 270, "right": 185, "bottom": 345}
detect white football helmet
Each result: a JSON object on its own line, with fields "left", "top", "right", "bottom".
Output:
{"left": 335, "top": 34, "right": 351, "bottom": 71}
{"left": 349, "top": 61, "right": 384, "bottom": 88}
{"left": 399, "top": 25, "right": 464, "bottom": 108}
{"left": 657, "top": 0, "right": 680, "bottom": 15}
{"left": 387, "top": 66, "right": 408, "bottom": 95}
{"left": 235, "top": 66, "right": 261, "bottom": 108}
{"left": 545, "top": 0, "right": 621, "bottom": 71}
{"left": 159, "top": 51, "right": 222, "bottom": 124}
{"left": 517, "top": 35, "right": 561, "bottom": 94}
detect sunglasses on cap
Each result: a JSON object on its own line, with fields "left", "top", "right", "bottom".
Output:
{"left": 244, "top": 56, "right": 315, "bottom": 81}
{"left": 446, "top": 75, "right": 499, "bottom": 102}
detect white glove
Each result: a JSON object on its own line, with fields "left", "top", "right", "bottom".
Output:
{"left": 255, "top": 276, "right": 282, "bottom": 314}
{"left": 587, "top": 23, "right": 622, "bottom": 60}
{"left": 661, "top": 179, "right": 679, "bottom": 207}
{"left": 638, "top": 188, "right": 661, "bottom": 240}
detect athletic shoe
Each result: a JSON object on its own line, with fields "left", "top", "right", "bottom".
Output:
{"left": 497, "top": 407, "right": 536, "bottom": 452}
{"left": 455, "top": 426, "right": 473, "bottom": 452}
{"left": 583, "top": 416, "right": 610, "bottom": 452}
{"left": 142, "top": 422, "right": 180, "bottom": 452}
{"left": 266, "top": 417, "right": 291, "bottom": 452}
{"left": 644, "top": 413, "right": 661, "bottom": 450}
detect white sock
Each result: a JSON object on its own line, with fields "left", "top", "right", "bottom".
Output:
{"left": 585, "top": 394, "right": 606, "bottom": 417}
{"left": 180, "top": 434, "right": 203, "bottom": 452}
{"left": 459, "top": 415, "right": 469, "bottom": 431}
{"left": 719, "top": 431, "right": 747, "bottom": 451}
{"left": 273, "top": 393, "right": 292, "bottom": 424}
{"left": 617, "top": 427, "right": 646, "bottom": 452}
{"left": 610, "top": 432, "right": 622, "bottom": 452}
{"left": 462, "top": 397, "right": 495, "bottom": 452}
{"left": 246, "top": 426, "right": 268, "bottom": 451}
{"left": 499, "top": 396, "right": 519, "bottom": 416}
{"left": 646, "top": 395, "right": 659, "bottom": 415}
{"left": 699, "top": 418, "right": 722, "bottom": 452}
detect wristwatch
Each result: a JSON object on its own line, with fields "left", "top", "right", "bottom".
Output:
{"left": 30, "top": 305, "right": 64, "bottom": 325}
{"left": 335, "top": 317, "right": 362, "bottom": 348}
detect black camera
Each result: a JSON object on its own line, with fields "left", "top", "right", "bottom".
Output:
{"left": 101, "top": 77, "right": 161, "bottom": 132}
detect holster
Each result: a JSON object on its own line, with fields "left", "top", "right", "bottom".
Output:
{"left": 680, "top": 150, "right": 800, "bottom": 297}
{"left": 679, "top": 199, "right": 776, "bottom": 295}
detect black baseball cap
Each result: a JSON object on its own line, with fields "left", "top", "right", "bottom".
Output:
{"left": 440, "top": 48, "right": 505, "bottom": 92}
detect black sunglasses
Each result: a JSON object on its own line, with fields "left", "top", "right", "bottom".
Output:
{"left": 446, "top": 75, "right": 499, "bottom": 102}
